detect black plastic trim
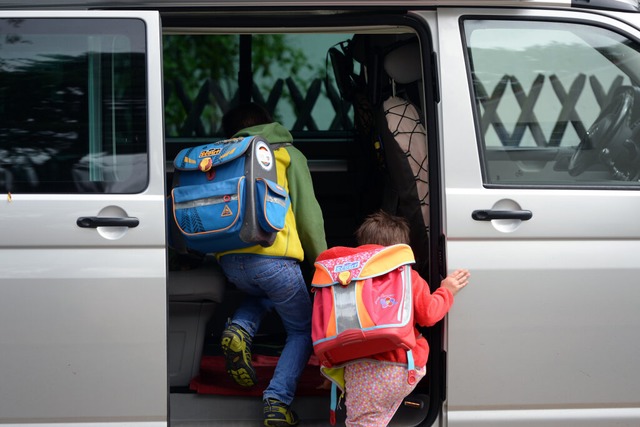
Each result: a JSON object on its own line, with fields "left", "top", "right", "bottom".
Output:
{"left": 77, "top": 216, "right": 140, "bottom": 228}
{"left": 472, "top": 209, "right": 533, "bottom": 221}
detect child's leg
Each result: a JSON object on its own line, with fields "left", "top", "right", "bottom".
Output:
{"left": 344, "top": 361, "right": 426, "bottom": 427}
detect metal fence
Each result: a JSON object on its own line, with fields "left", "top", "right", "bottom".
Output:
{"left": 165, "top": 76, "right": 352, "bottom": 137}
{"left": 474, "top": 73, "right": 624, "bottom": 147}
{"left": 168, "top": 72, "right": 625, "bottom": 146}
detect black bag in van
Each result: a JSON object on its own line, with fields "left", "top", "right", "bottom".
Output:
{"left": 168, "top": 136, "right": 290, "bottom": 255}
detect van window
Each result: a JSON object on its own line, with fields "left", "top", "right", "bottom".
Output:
{"left": 162, "top": 32, "right": 364, "bottom": 248}
{"left": 162, "top": 33, "right": 354, "bottom": 140}
{"left": 465, "top": 19, "right": 640, "bottom": 187}
{"left": 0, "top": 18, "right": 148, "bottom": 194}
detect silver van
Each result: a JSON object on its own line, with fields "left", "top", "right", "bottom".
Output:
{"left": 2, "top": 1, "right": 640, "bottom": 426}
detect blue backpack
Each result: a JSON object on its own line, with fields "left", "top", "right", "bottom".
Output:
{"left": 168, "top": 136, "right": 290, "bottom": 255}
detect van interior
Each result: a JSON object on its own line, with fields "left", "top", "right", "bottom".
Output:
{"left": 162, "top": 13, "right": 440, "bottom": 427}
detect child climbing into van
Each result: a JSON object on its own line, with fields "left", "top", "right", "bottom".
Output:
{"left": 217, "top": 102, "right": 327, "bottom": 427}
{"left": 316, "top": 210, "right": 469, "bottom": 427}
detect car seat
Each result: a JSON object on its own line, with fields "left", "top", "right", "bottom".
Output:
{"left": 377, "top": 40, "right": 430, "bottom": 272}
{"left": 168, "top": 254, "right": 227, "bottom": 387}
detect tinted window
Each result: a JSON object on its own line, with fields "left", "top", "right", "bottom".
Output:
{"left": 162, "top": 33, "right": 354, "bottom": 140}
{"left": 0, "top": 18, "right": 148, "bottom": 194}
{"left": 465, "top": 19, "right": 640, "bottom": 187}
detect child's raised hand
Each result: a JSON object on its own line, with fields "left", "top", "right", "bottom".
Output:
{"left": 440, "top": 269, "right": 470, "bottom": 296}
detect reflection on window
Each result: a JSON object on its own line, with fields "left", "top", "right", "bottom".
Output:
{"left": 465, "top": 19, "right": 640, "bottom": 187}
{"left": 0, "top": 18, "right": 148, "bottom": 194}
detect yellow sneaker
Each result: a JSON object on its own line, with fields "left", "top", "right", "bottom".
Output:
{"left": 220, "top": 323, "right": 257, "bottom": 387}
{"left": 263, "top": 398, "right": 300, "bottom": 426}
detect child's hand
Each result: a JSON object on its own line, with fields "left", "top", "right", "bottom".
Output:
{"left": 440, "top": 269, "right": 470, "bottom": 296}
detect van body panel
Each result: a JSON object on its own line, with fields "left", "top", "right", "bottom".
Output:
{"left": 0, "top": 251, "right": 167, "bottom": 421}
{"left": 436, "top": 7, "right": 640, "bottom": 425}
{"left": 448, "top": 408, "right": 640, "bottom": 426}
{"left": 0, "top": 10, "right": 167, "bottom": 424}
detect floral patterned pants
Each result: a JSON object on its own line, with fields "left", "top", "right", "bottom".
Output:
{"left": 344, "top": 360, "right": 426, "bottom": 427}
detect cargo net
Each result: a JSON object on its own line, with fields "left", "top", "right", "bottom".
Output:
{"left": 383, "top": 96, "right": 430, "bottom": 228}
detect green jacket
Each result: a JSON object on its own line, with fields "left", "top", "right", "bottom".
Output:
{"left": 217, "top": 122, "right": 327, "bottom": 266}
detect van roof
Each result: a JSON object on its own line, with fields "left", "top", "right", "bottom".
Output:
{"left": 0, "top": 0, "right": 636, "bottom": 12}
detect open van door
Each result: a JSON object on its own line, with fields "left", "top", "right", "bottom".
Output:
{"left": 0, "top": 11, "right": 167, "bottom": 425}
{"left": 436, "top": 7, "right": 640, "bottom": 426}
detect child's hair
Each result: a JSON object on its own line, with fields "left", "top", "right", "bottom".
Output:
{"left": 222, "top": 102, "right": 273, "bottom": 138}
{"left": 355, "top": 210, "right": 411, "bottom": 246}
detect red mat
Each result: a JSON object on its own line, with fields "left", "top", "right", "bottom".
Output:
{"left": 190, "top": 354, "right": 330, "bottom": 396}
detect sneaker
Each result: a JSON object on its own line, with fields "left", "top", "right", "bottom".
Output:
{"left": 220, "top": 323, "right": 257, "bottom": 387}
{"left": 263, "top": 398, "right": 300, "bottom": 426}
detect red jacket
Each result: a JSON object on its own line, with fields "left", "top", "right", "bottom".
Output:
{"left": 369, "top": 269, "right": 453, "bottom": 368}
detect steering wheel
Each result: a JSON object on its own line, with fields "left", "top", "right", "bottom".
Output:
{"left": 600, "top": 122, "right": 640, "bottom": 181}
{"left": 568, "top": 86, "right": 639, "bottom": 178}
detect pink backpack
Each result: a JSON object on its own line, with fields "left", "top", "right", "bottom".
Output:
{"left": 311, "top": 243, "right": 418, "bottom": 423}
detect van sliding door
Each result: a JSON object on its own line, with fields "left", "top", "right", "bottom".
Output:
{"left": 0, "top": 11, "right": 167, "bottom": 426}
{"left": 437, "top": 7, "right": 640, "bottom": 426}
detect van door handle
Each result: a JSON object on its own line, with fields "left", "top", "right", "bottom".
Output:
{"left": 472, "top": 210, "right": 532, "bottom": 221}
{"left": 77, "top": 216, "right": 140, "bottom": 228}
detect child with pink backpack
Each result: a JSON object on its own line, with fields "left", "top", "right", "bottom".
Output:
{"left": 311, "top": 210, "right": 470, "bottom": 426}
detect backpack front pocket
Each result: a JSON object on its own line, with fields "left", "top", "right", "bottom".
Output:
{"left": 255, "top": 178, "right": 289, "bottom": 233}
{"left": 172, "top": 176, "right": 245, "bottom": 237}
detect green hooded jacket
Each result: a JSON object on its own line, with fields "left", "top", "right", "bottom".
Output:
{"left": 216, "top": 122, "right": 327, "bottom": 266}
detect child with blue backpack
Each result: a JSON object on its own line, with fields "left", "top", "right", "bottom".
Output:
{"left": 216, "top": 102, "right": 326, "bottom": 427}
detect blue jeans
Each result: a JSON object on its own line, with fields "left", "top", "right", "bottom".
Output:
{"left": 218, "top": 254, "right": 313, "bottom": 405}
